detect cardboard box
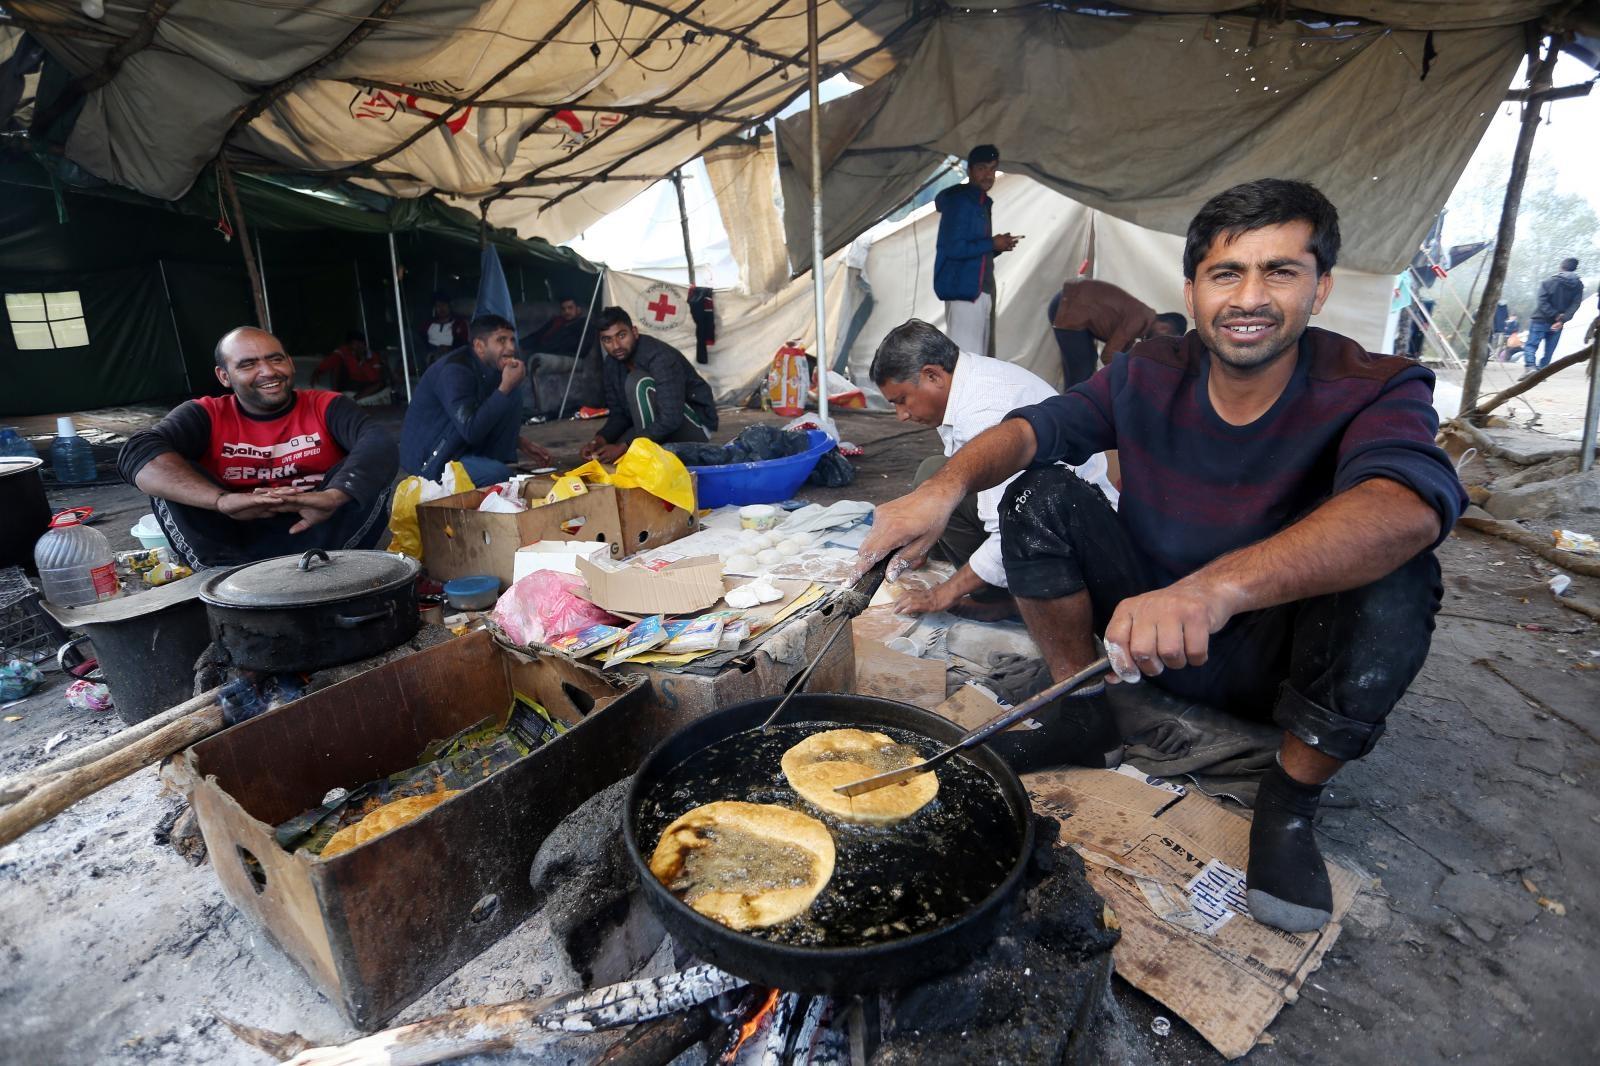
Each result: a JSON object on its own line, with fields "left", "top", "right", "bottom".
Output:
{"left": 172, "top": 630, "right": 681, "bottom": 1030}
{"left": 576, "top": 555, "right": 726, "bottom": 616}
{"left": 512, "top": 540, "right": 611, "bottom": 583}
{"left": 615, "top": 482, "right": 695, "bottom": 555}
{"left": 619, "top": 598, "right": 856, "bottom": 718}
{"left": 418, "top": 479, "right": 625, "bottom": 587}
{"left": 1023, "top": 767, "right": 1367, "bottom": 1059}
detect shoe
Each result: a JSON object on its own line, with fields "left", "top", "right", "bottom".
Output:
{"left": 988, "top": 691, "right": 1123, "bottom": 773}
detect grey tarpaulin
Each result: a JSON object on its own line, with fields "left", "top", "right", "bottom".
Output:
{"left": 778, "top": 9, "right": 1525, "bottom": 276}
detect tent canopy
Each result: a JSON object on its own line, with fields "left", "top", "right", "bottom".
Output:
{"left": 6, "top": 1, "right": 1590, "bottom": 255}
{"left": 0, "top": 155, "right": 595, "bottom": 416}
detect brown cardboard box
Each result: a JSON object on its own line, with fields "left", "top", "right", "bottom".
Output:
{"left": 619, "top": 598, "right": 856, "bottom": 718}
{"left": 171, "top": 630, "right": 675, "bottom": 1030}
{"left": 418, "top": 479, "right": 625, "bottom": 586}
{"left": 615, "top": 482, "right": 695, "bottom": 555}
{"left": 576, "top": 555, "right": 726, "bottom": 616}
{"left": 1024, "top": 767, "right": 1369, "bottom": 1059}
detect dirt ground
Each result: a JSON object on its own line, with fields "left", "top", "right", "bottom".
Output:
{"left": 0, "top": 403, "right": 1596, "bottom": 1064}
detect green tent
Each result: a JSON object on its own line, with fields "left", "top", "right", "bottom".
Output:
{"left": 0, "top": 154, "right": 597, "bottom": 417}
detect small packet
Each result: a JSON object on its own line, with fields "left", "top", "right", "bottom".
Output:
{"left": 548, "top": 623, "right": 627, "bottom": 658}
{"left": 604, "top": 615, "right": 668, "bottom": 667}
{"left": 664, "top": 611, "right": 736, "bottom": 654}
{"left": 718, "top": 619, "right": 751, "bottom": 651}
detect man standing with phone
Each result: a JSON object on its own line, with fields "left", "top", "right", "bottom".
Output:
{"left": 934, "top": 145, "right": 1021, "bottom": 358}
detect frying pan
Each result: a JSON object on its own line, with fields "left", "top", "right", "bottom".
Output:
{"left": 623, "top": 692, "right": 1036, "bottom": 995}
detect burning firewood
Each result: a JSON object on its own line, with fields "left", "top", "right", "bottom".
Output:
{"left": 222, "top": 965, "right": 749, "bottom": 1066}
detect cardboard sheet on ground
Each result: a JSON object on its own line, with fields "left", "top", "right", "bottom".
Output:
{"left": 1023, "top": 768, "right": 1369, "bottom": 1059}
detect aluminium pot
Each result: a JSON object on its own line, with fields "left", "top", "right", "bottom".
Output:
{"left": 625, "top": 693, "right": 1035, "bottom": 995}
{"left": 199, "top": 548, "right": 421, "bottom": 673}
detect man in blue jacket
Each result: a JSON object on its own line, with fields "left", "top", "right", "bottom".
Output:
{"left": 399, "top": 314, "right": 553, "bottom": 484}
{"left": 934, "top": 144, "right": 1022, "bottom": 357}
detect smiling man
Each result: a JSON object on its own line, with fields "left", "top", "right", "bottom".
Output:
{"left": 858, "top": 180, "right": 1465, "bottom": 933}
{"left": 118, "top": 326, "right": 398, "bottom": 568}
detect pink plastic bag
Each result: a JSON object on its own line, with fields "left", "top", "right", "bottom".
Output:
{"left": 492, "top": 571, "right": 619, "bottom": 647}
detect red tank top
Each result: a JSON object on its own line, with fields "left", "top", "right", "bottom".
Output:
{"left": 195, "top": 391, "right": 347, "bottom": 491}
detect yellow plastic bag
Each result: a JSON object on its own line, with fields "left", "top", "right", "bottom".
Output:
{"left": 387, "top": 461, "right": 475, "bottom": 561}
{"left": 564, "top": 439, "right": 695, "bottom": 513}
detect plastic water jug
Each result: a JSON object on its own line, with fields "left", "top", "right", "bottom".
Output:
{"left": 34, "top": 508, "right": 120, "bottom": 608}
{"left": 0, "top": 427, "right": 34, "bottom": 460}
{"left": 51, "top": 416, "right": 97, "bottom": 484}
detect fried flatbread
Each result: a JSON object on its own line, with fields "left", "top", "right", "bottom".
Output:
{"left": 320, "top": 790, "right": 460, "bottom": 859}
{"left": 781, "top": 728, "right": 937, "bottom": 825}
{"left": 649, "top": 801, "right": 835, "bottom": 930}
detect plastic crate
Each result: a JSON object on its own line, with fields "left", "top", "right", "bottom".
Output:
{"left": 685, "top": 429, "right": 834, "bottom": 508}
{"left": 0, "top": 567, "right": 66, "bottom": 663}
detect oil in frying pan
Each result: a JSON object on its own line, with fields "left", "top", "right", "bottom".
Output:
{"left": 636, "top": 722, "right": 1021, "bottom": 947}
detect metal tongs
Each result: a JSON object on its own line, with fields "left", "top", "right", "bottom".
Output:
{"left": 758, "top": 558, "right": 890, "bottom": 732}
{"left": 832, "top": 651, "right": 1141, "bottom": 797}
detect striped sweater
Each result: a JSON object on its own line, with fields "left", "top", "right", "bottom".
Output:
{"left": 1006, "top": 327, "right": 1467, "bottom": 586}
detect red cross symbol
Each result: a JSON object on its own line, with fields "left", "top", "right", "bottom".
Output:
{"left": 647, "top": 293, "right": 678, "bottom": 322}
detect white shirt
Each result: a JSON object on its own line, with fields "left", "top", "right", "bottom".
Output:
{"left": 937, "top": 353, "right": 1118, "bottom": 588}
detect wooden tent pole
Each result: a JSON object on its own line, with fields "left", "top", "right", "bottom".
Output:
{"left": 1458, "top": 38, "right": 1558, "bottom": 416}
{"left": 217, "top": 159, "right": 271, "bottom": 331}
{"left": 670, "top": 168, "right": 696, "bottom": 286}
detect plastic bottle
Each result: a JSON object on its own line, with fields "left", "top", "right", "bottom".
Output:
{"left": 50, "top": 416, "right": 97, "bottom": 484}
{"left": 34, "top": 508, "right": 120, "bottom": 608}
{"left": 0, "top": 427, "right": 35, "bottom": 460}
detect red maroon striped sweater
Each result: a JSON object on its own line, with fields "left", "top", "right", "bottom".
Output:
{"left": 1006, "top": 327, "right": 1467, "bottom": 586}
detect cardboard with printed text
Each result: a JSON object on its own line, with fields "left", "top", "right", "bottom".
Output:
{"left": 1024, "top": 767, "right": 1369, "bottom": 1059}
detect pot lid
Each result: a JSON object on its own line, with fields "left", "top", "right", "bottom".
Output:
{"left": 201, "top": 549, "right": 420, "bottom": 609}
{"left": 0, "top": 456, "right": 43, "bottom": 477}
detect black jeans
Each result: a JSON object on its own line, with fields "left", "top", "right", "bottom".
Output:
{"left": 999, "top": 466, "right": 1442, "bottom": 762}
{"left": 1046, "top": 292, "right": 1100, "bottom": 388}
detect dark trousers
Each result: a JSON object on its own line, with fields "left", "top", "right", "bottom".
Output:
{"left": 999, "top": 466, "right": 1441, "bottom": 762}
{"left": 623, "top": 369, "right": 711, "bottom": 444}
{"left": 1046, "top": 292, "right": 1100, "bottom": 388}
{"left": 153, "top": 460, "right": 392, "bottom": 570}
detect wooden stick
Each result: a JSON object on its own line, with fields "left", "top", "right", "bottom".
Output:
{"left": 1461, "top": 345, "right": 1595, "bottom": 422}
{"left": 1457, "top": 514, "right": 1600, "bottom": 578}
{"left": 0, "top": 687, "right": 223, "bottom": 806}
{"left": 0, "top": 704, "right": 225, "bottom": 848}
{"left": 1558, "top": 596, "right": 1600, "bottom": 623}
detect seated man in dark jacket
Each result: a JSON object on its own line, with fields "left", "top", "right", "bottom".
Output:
{"left": 399, "top": 314, "right": 552, "bottom": 485}
{"left": 119, "top": 327, "right": 398, "bottom": 569}
{"left": 582, "top": 307, "right": 718, "bottom": 464}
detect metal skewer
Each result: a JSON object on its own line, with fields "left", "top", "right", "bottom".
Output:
{"left": 832, "top": 654, "right": 1129, "bottom": 797}
{"left": 759, "top": 558, "right": 889, "bottom": 732}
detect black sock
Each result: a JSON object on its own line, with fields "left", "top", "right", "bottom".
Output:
{"left": 989, "top": 691, "right": 1123, "bottom": 773}
{"left": 1246, "top": 761, "right": 1333, "bottom": 932}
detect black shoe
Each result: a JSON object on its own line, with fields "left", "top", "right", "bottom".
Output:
{"left": 988, "top": 691, "right": 1123, "bottom": 773}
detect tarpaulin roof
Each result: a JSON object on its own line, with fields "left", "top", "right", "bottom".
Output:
{"left": 3, "top": 1, "right": 1593, "bottom": 252}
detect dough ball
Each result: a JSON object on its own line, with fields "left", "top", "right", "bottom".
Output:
{"left": 781, "top": 729, "right": 937, "bottom": 825}
{"left": 726, "top": 554, "right": 758, "bottom": 572}
{"left": 756, "top": 548, "right": 783, "bottom": 566}
{"left": 649, "top": 801, "right": 835, "bottom": 930}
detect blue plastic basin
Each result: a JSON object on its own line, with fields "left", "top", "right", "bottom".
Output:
{"left": 685, "top": 429, "right": 833, "bottom": 508}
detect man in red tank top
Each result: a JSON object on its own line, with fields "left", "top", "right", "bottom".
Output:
{"left": 118, "top": 327, "right": 398, "bottom": 568}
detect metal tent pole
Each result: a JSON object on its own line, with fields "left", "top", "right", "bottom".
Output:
{"left": 557, "top": 266, "right": 606, "bottom": 420}
{"left": 157, "top": 259, "right": 192, "bottom": 392}
{"left": 255, "top": 237, "right": 273, "bottom": 333}
{"left": 388, "top": 232, "right": 414, "bottom": 403}
{"left": 807, "top": 0, "right": 828, "bottom": 427}
{"left": 217, "top": 159, "right": 270, "bottom": 331}
{"left": 354, "top": 259, "right": 371, "bottom": 342}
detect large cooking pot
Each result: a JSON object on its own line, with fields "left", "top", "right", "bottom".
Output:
{"left": 625, "top": 693, "right": 1035, "bottom": 995}
{"left": 0, "top": 457, "right": 52, "bottom": 571}
{"left": 199, "top": 548, "right": 421, "bottom": 673}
